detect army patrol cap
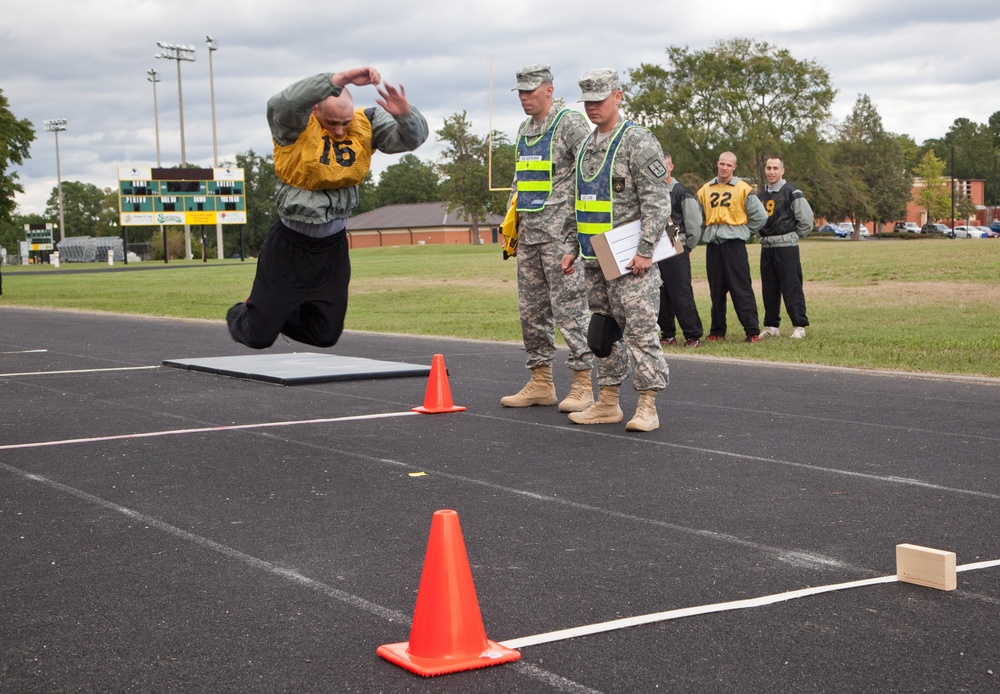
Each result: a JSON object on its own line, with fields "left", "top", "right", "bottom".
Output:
{"left": 512, "top": 64, "right": 553, "bottom": 91}
{"left": 578, "top": 68, "right": 620, "bottom": 102}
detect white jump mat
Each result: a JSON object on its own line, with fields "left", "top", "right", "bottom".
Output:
{"left": 162, "top": 352, "right": 431, "bottom": 385}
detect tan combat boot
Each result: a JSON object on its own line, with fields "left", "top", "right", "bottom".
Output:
{"left": 626, "top": 390, "right": 659, "bottom": 432}
{"left": 500, "top": 366, "right": 557, "bottom": 407}
{"left": 557, "top": 369, "right": 594, "bottom": 413}
{"left": 567, "top": 386, "right": 622, "bottom": 424}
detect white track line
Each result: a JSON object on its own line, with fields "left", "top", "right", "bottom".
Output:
{"left": 0, "top": 365, "right": 160, "bottom": 377}
{"left": 501, "top": 559, "right": 1000, "bottom": 650}
{"left": 957, "top": 559, "right": 1000, "bottom": 572}
{"left": 0, "top": 410, "right": 419, "bottom": 451}
{"left": 7, "top": 377, "right": 997, "bottom": 664}
{"left": 1, "top": 462, "right": 603, "bottom": 694}
{"left": 473, "top": 414, "right": 1000, "bottom": 502}
{"left": 0, "top": 349, "right": 48, "bottom": 354}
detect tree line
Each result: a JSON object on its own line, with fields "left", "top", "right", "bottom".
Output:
{"left": 3, "top": 38, "right": 999, "bottom": 257}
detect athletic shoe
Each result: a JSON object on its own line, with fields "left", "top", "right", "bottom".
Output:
{"left": 760, "top": 326, "right": 780, "bottom": 338}
{"left": 744, "top": 334, "right": 761, "bottom": 343}
{"left": 791, "top": 326, "right": 806, "bottom": 339}
{"left": 706, "top": 335, "right": 724, "bottom": 341}
{"left": 660, "top": 336, "right": 678, "bottom": 346}
{"left": 683, "top": 339, "right": 701, "bottom": 348}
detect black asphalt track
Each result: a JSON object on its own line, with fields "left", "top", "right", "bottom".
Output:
{"left": 1, "top": 306, "right": 998, "bottom": 693}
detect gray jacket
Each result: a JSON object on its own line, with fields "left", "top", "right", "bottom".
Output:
{"left": 666, "top": 178, "right": 704, "bottom": 250}
{"left": 267, "top": 73, "right": 429, "bottom": 225}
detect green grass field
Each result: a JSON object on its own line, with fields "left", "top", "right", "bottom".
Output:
{"left": 4, "top": 238, "right": 999, "bottom": 378}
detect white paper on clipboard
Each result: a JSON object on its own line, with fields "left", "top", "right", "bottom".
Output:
{"left": 591, "top": 220, "right": 683, "bottom": 281}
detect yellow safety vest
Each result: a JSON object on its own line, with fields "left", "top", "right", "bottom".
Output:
{"left": 574, "top": 122, "right": 635, "bottom": 259}
{"left": 515, "top": 109, "right": 569, "bottom": 212}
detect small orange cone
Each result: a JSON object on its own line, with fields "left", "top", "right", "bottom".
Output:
{"left": 412, "top": 354, "right": 465, "bottom": 414}
{"left": 377, "top": 509, "right": 520, "bottom": 676}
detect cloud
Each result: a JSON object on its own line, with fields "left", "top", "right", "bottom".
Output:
{"left": 5, "top": 0, "right": 999, "bottom": 215}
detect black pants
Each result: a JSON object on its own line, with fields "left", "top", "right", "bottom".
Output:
{"left": 227, "top": 220, "right": 351, "bottom": 349}
{"left": 760, "top": 245, "right": 808, "bottom": 328}
{"left": 706, "top": 240, "right": 759, "bottom": 338}
{"left": 657, "top": 249, "right": 703, "bottom": 340}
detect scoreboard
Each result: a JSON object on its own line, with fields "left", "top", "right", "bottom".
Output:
{"left": 25, "top": 223, "right": 54, "bottom": 251}
{"left": 117, "top": 167, "right": 247, "bottom": 226}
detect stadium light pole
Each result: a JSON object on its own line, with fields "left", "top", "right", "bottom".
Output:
{"left": 154, "top": 42, "right": 195, "bottom": 165}
{"left": 206, "top": 36, "right": 219, "bottom": 167}
{"left": 147, "top": 68, "right": 162, "bottom": 166}
{"left": 43, "top": 119, "right": 67, "bottom": 243}
{"left": 155, "top": 41, "right": 196, "bottom": 259}
{"left": 206, "top": 35, "right": 223, "bottom": 259}
{"left": 147, "top": 68, "right": 168, "bottom": 263}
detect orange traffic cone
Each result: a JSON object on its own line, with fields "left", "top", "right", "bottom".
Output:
{"left": 412, "top": 354, "right": 465, "bottom": 414}
{"left": 377, "top": 509, "right": 520, "bottom": 676}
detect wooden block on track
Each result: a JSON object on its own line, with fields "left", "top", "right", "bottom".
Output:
{"left": 896, "top": 544, "right": 957, "bottom": 591}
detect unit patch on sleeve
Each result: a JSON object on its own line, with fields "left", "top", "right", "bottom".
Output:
{"left": 646, "top": 157, "right": 667, "bottom": 179}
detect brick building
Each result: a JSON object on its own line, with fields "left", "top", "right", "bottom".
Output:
{"left": 345, "top": 202, "right": 503, "bottom": 249}
{"left": 902, "top": 178, "right": 992, "bottom": 226}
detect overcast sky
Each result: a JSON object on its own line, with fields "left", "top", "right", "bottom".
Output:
{"left": 4, "top": 0, "right": 999, "bottom": 216}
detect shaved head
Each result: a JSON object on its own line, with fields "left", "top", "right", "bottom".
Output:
{"left": 313, "top": 89, "right": 355, "bottom": 138}
{"left": 716, "top": 151, "right": 737, "bottom": 183}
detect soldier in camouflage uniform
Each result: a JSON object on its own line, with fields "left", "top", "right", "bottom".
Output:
{"left": 561, "top": 68, "right": 671, "bottom": 432}
{"left": 501, "top": 64, "right": 595, "bottom": 413}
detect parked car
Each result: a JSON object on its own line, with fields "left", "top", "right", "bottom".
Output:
{"left": 951, "top": 225, "right": 974, "bottom": 239}
{"left": 836, "top": 222, "right": 868, "bottom": 237}
{"left": 975, "top": 226, "right": 999, "bottom": 239}
{"left": 816, "top": 223, "right": 840, "bottom": 235}
{"left": 893, "top": 222, "right": 921, "bottom": 233}
{"left": 991, "top": 221, "right": 1000, "bottom": 234}
{"left": 921, "top": 223, "right": 951, "bottom": 235}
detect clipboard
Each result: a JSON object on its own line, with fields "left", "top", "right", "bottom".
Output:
{"left": 590, "top": 220, "right": 684, "bottom": 281}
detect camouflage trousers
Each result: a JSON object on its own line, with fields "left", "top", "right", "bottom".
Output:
{"left": 583, "top": 259, "right": 669, "bottom": 391}
{"left": 516, "top": 240, "right": 594, "bottom": 372}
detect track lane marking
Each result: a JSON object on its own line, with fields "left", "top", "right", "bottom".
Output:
{"left": 469, "top": 413, "right": 1000, "bottom": 501}
{"left": 502, "top": 558, "right": 1000, "bottom": 649}
{"left": 0, "top": 365, "right": 160, "bottom": 377}
{"left": 2, "top": 462, "right": 604, "bottom": 694}
{"left": 0, "top": 411, "right": 419, "bottom": 450}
